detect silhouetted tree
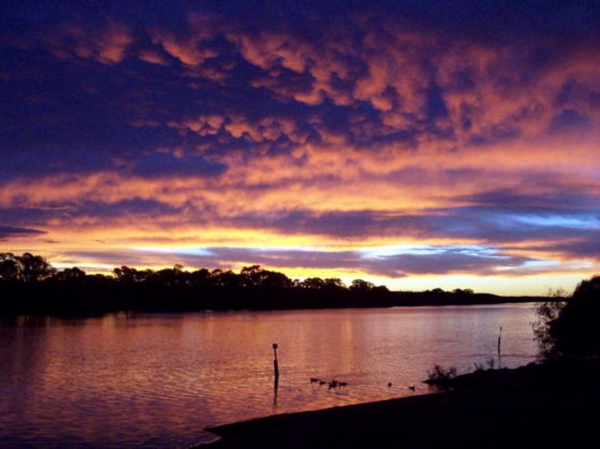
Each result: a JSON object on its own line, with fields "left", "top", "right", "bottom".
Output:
{"left": 260, "top": 270, "right": 293, "bottom": 289}
{"left": 300, "top": 277, "right": 326, "bottom": 289}
{"left": 154, "top": 266, "right": 187, "bottom": 286}
{"left": 1, "top": 251, "right": 529, "bottom": 316}
{"left": 209, "top": 268, "right": 223, "bottom": 285}
{"left": 20, "top": 253, "right": 56, "bottom": 281}
{"left": 113, "top": 266, "right": 144, "bottom": 284}
{"left": 429, "top": 288, "right": 446, "bottom": 295}
{"left": 350, "top": 279, "right": 375, "bottom": 291}
{"left": 372, "top": 285, "right": 390, "bottom": 294}
{"left": 0, "top": 252, "right": 55, "bottom": 282}
{"left": 531, "top": 288, "right": 568, "bottom": 360}
{"left": 211, "top": 269, "right": 240, "bottom": 287}
{"left": 189, "top": 268, "right": 210, "bottom": 287}
{"left": 546, "top": 276, "right": 600, "bottom": 357}
{"left": 55, "top": 267, "right": 87, "bottom": 282}
{"left": 240, "top": 265, "right": 263, "bottom": 287}
{"left": 453, "top": 288, "right": 474, "bottom": 295}
{"left": 324, "top": 278, "right": 346, "bottom": 289}
{"left": 0, "top": 253, "right": 20, "bottom": 280}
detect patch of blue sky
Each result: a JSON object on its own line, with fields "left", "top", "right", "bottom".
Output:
{"left": 519, "top": 260, "right": 560, "bottom": 269}
{"left": 252, "top": 246, "right": 323, "bottom": 253}
{"left": 510, "top": 214, "right": 598, "bottom": 228}
{"left": 132, "top": 247, "right": 214, "bottom": 257}
{"left": 559, "top": 260, "right": 597, "bottom": 270}
{"left": 495, "top": 259, "right": 595, "bottom": 272}
{"left": 358, "top": 245, "right": 440, "bottom": 258}
{"left": 358, "top": 244, "right": 502, "bottom": 259}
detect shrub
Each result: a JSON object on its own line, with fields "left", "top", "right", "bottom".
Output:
{"left": 425, "top": 364, "right": 457, "bottom": 389}
{"left": 548, "top": 276, "right": 600, "bottom": 357}
{"left": 532, "top": 289, "right": 568, "bottom": 360}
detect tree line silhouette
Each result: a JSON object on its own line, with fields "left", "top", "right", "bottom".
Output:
{"left": 0, "top": 252, "right": 541, "bottom": 316}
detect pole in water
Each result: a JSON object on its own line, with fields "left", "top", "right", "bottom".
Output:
{"left": 272, "top": 343, "right": 280, "bottom": 380}
{"left": 272, "top": 343, "right": 279, "bottom": 408}
{"left": 497, "top": 326, "right": 503, "bottom": 367}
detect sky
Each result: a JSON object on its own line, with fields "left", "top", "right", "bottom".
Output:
{"left": 1, "top": 0, "right": 599, "bottom": 295}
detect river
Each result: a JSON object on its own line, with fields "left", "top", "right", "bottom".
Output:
{"left": 0, "top": 303, "right": 540, "bottom": 447}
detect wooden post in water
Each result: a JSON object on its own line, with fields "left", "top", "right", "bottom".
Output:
{"left": 497, "top": 326, "right": 503, "bottom": 368}
{"left": 272, "top": 343, "right": 280, "bottom": 381}
{"left": 272, "top": 343, "right": 279, "bottom": 408}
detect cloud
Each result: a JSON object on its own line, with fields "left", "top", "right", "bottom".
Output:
{"left": 68, "top": 243, "right": 536, "bottom": 279}
{"left": 4, "top": 2, "right": 599, "bottom": 163}
{"left": 363, "top": 246, "right": 533, "bottom": 277}
{"left": 132, "top": 152, "right": 227, "bottom": 178}
{"left": 0, "top": 225, "right": 46, "bottom": 241}
{"left": 549, "top": 109, "right": 592, "bottom": 135}
{"left": 544, "top": 231, "right": 600, "bottom": 262}
{"left": 1, "top": 1, "right": 599, "bottom": 293}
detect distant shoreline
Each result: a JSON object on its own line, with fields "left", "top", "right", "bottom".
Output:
{"left": 0, "top": 253, "right": 552, "bottom": 317}
{"left": 0, "top": 279, "right": 549, "bottom": 317}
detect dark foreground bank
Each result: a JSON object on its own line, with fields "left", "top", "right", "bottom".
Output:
{"left": 199, "top": 359, "right": 600, "bottom": 449}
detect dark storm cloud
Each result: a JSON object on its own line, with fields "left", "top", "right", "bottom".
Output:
{"left": 77, "top": 199, "right": 185, "bottom": 219}
{"left": 132, "top": 153, "right": 227, "bottom": 178}
{"left": 231, "top": 210, "right": 431, "bottom": 239}
{"left": 1, "top": 5, "right": 331, "bottom": 174}
{"left": 2, "top": 0, "right": 598, "bottom": 172}
{"left": 1, "top": 1, "right": 598, "bottom": 292}
{"left": 0, "top": 225, "right": 46, "bottom": 241}
{"left": 0, "top": 46, "right": 202, "bottom": 178}
{"left": 549, "top": 109, "right": 592, "bottom": 135}
{"left": 0, "top": 199, "right": 192, "bottom": 228}
{"left": 0, "top": 207, "right": 69, "bottom": 229}
{"left": 370, "top": 0, "right": 600, "bottom": 45}
{"left": 228, "top": 205, "right": 600, "bottom": 263}
{"left": 459, "top": 183, "right": 600, "bottom": 211}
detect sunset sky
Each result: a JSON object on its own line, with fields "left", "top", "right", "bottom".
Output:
{"left": 1, "top": 1, "right": 599, "bottom": 295}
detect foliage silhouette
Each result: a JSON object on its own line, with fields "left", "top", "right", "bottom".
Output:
{"left": 424, "top": 364, "right": 458, "bottom": 391}
{"left": 0, "top": 252, "right": 546, "bottom": 317}
{"left": 544, "top": 276, "right": 600, "bottom": 357}
{"left": 532, "top": 289, "right": 568, "bottom": 360}
{"left": 0, "top": 252, "right": 55, "bottom": 282}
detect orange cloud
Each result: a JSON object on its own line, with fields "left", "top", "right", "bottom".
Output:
{"left": 3, "top": 6, "right": 599, "bottom": 295}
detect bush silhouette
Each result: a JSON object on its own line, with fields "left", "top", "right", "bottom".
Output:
{"left": 547, "top": 275, "right": 600, "bottom": 357}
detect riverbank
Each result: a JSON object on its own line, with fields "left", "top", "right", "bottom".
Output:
{"left": 0, "top": 275, "right": 547, "bottom": 317}
{"left": 201, "top": 358, "right": 600, "bottom": 448}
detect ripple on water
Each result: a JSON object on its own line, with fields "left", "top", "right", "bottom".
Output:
{"left": 0, "top": 306, "right": 539, "bottom": 447}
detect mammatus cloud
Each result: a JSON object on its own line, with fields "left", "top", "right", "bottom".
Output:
{"left": 1, "top": 1, "right": 599, "bottom": 294}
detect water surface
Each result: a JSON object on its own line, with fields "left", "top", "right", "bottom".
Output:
{"left": 0, "top": 304, "right": 540, "bottom": 447}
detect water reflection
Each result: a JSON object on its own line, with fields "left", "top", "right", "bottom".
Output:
{"left": 0, "top": 304, "right": 539, "bottom": 447}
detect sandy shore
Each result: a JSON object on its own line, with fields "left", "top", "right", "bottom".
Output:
{"left": 199, "top": 359, "right": 600, "bottom": 448}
